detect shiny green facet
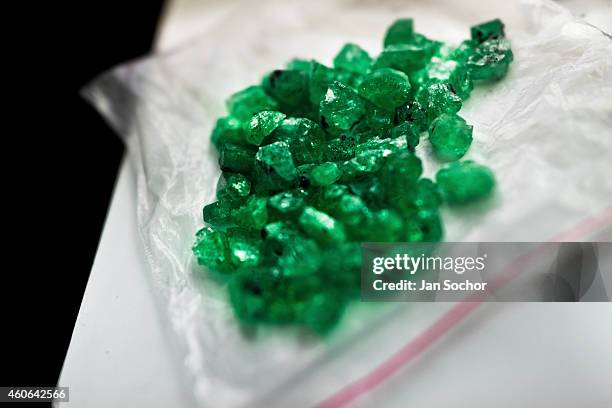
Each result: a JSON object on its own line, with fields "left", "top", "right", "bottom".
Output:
{"left": 310, "top": 162, "right": 342, "bottom": 186}
{"left": 383, "top": 18, "right": 414, "bottom": 47}
{"left": 358, "top": 68, "right": 412, "bottom": 110}
{"left": 319, "top": 81, "right": 365, "bottom": 135}
{"left": 245, "top": 110, "right": 286, "bottom": 145}
{"left": 333, "top": 43, "right": 372, "bottom": 75}
{"left": 298, "top": 207, "right": 346, "bottom": 244}
{"left": 467, "top": 38, "right": 513, "bottom": 81}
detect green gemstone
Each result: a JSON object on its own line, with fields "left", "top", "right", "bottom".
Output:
{"left": 254, "top": 141, "right": 298, "bottom": 192}
{"left": 278, "top": 237, "right": 321, "bottom": 277}
{"left": 333, "top": 43, "right": 372, "bottom": 75}
{"left": 389, "top": 121, "right": 420, "bottom": 151}
{"left": 415, "top": 178, "right": 443, "bottom": 208}
{"left": 232, "top": 195, "right": 269, "bottom": 229}
{"left": 471, "top": 19, "right": 505, "bottom": 44}
{"left": 286, "top": 58, "right": 312, "bottom": 72}
{"left": 218, "top": 143, "right": 257, "bottom": 174}
{"left": 298, "top": 207, "right": 346, "bottom": 243}
{"left": 405, "top": 208, "right": 443, "bottom": 242}
{"left": 192, "top": 227, "right": 233, "bottom": 272}
{"left": 227, "top": 86, "right": 279, "bottom": 121}
{"left": 211, "top": 116, "right": 246, "bottom": 147}
{"left": 420, "top": 58, "right": 473, "bottom": 100}
{"left": 436, "top": 160, "right": 495, "bottom": 204}
{"left": 383, "top": 18, "right": 414, "bottom": 47}
{"left": 272, "top": 117, "right": 325, "bottom": 165}
{"left": 319, "top": 81, "right": 366, "bottom": 135}
{"left": 348, "top": 177, "right": 386, "bottom": 210}
{"left": 363, "top": 101, "right": 394, "bottom": 133}
{"left": 380, "top": 150, "right": 423, "bottom": 203}
{"left": 310, "top": 162, "right": 342, "bottom": 186}
{"left": 374, "top": 44, "right": 430, "bottom": 74}
{"left": 309, "top": 61, "right": 336, "bottom": 106}
{"left": 325, "top": 135, "right": 357, "bottom": 162}
{"left": 227, "top": 228, "right": 262, "bottom": 268}
{"left": 262, "top": 69, "right": 310, "bottom": 116}
{"left": 222, "top": 173, "right": 251, "bottom": 201}
{"left": 358, "top": 68, "right": 411, "bottom": 110}
{"left": 394, "top": 100, "right": 428, "bottom": 132}
{"left": 467, "top": 38, "right": 513, "bottom": 81}
{"left": 333, "top": 195, "right": 372, "bottom": 240}
{"left": 245, "top": 110, "right": 286, "bottom": 145}
{"left": 309, "top": 184, "right": 349, "bottom": 214}
{"left": 370, "top": 209, "right": 404, "bottom": 241}
{"left": 268, "top": 190, "right": 306, "bottom": 217}
{"left": 202, "top": 200, "right": 233, "bottom": 227}
{"left": 416, "top": 82, "right": 462, "bottom": 122}
{"left": 428, "top": 113, "right": 473, "bottom": 162}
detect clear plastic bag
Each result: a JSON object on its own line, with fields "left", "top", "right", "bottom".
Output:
{"left": 84, "top": 0, "right": 612, "bottom": 406}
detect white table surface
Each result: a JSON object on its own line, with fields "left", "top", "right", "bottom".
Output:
{"left": 59, "top": 1, "right": 612, "bottom": 407}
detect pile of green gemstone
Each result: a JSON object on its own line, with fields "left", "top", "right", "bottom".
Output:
{"left": 193, "top": 18, "right": 512, "bottom": 334}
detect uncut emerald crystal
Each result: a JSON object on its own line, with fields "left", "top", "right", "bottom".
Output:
{"left": 333, "top": 43, "right": 372, "bottom": 75}
{"left": 211, "top": 116, "right": 246, "bottom": 147}
{"left": 310, "top": 162, "right": 342, "bottom": 186}
{"left": 192, "top": 227, "right": 233, "bottom": 272}
{"left": 394, "top": 100, "right": 428, "bottom": 132}
{"left": 405, "top": 208, "right": 443, "bottom": 242}
{"left": 369, "top": 209, "right": 404, "bottom": 241}
{"left": 436, "top": 160, "right": 495, "bottom": 204}
{"left": 220, "top": 173, "right": 251, "bottom": 201}
{"left": 418, "top": 58, "right": 473, "bottom": 100}
{"left": 363, "top": 102, "right": 394, "bottom": 133}
{"left": 227, "top": 86, "right": 279, "bottom": 121}
{"left": 389, "top": 121, "right": 420, "bottom": 151}
{"left": 219, "top": 143, "right": 257, "bottom": 174}
{"left": 271, "top": 117, "right": 325, "bottom": 165}
{"left": 374, "top": 44, "right": 430, "bottom": 74}
{"left": 245, "top": 110, "right": 286, "bottom": 145}
{"left": 254, "top": 141, "right": 298, "bottom": 191}
{"left": 262, "top": 69, "right": 310, "bottom": 116}
{"left": 471, "top": 19, "right": 505, "bottom": 44}
{"left": 232, "top": 195, "right": 269, "bottom": 229}
{"left": 299, "top": 207, "right": 346, "bottom": 243}
{"left": 227, "top": 227, "right": 262, "bottom": 268}
{"left": 416, "top": 82, "right": 462, "bottom": 122}
{"left": 268, "top": 190, "right": 306, "bottom": 217}
{"left": 358, "top": 68, "right": 411, "bottom": 110}
{"left": 309, "top": 61, "right": 336, "bottom": 106}
{"left": 428, "top": 113, "right": 473, "bottom": 162}
{"left": 415, "top": 178, "right": 443, "bottom": 208}
{"left": 380, "top": 150, "right": 422, "bottom": 194}
{"left": 319, "top": 81, "right": 365, "bottom": 135}
{"left": 325, "top": 135, "right": 357, "bottom": 162}
{"left": 383, "top": 18, "right": 414, "bottom": 47}
{"left": 203, "top": 200, "right": 233, "bottom": 227}
{"left": 467, "top": 38, "right": 513, "bottom": 81}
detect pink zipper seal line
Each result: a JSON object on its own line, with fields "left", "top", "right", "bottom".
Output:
{"left": 315, "top": 205, "right": 612, "bottom": 408}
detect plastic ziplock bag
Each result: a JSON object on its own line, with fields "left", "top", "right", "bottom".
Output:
{"left": 84, "top": 0, "right": 612, "bottom": 406}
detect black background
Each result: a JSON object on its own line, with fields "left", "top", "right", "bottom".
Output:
{"left": 3, "top": 0, "right": 165, "bottom": 400}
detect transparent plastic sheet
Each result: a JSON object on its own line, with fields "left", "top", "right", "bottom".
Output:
{"left": 84, "top": 0, "right": 612, "bottom": 406}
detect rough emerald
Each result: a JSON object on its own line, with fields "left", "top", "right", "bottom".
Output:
{"left": 436, "top": 160, "right": 495, "bottom": 204}
{"left": 428, "top": 113, "right": 473, "bottom": 162}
